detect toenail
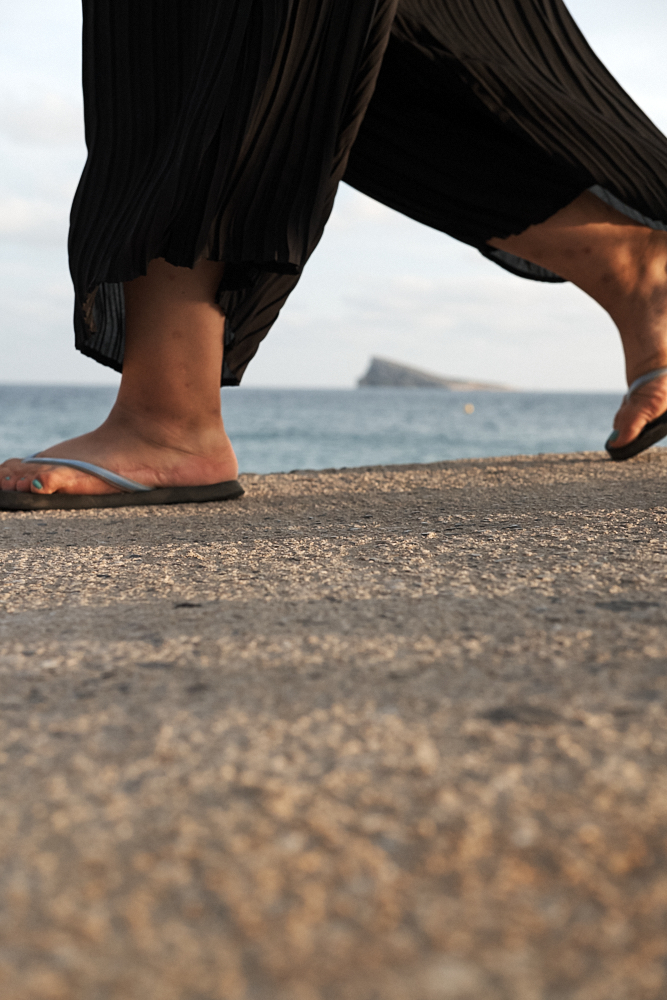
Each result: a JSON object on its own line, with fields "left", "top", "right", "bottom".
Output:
{"left": 607, "top": 430, "right": 620, "bottom": 443}
{"left": 32, "top": 479, "right": 43, "bottom": 490}
{"left": 4, "top": 476, "right": 10, "bottom": 481}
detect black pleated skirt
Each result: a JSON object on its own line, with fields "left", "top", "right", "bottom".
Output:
{"left": 70, "top": 0, "right": 667, "bottom": 384}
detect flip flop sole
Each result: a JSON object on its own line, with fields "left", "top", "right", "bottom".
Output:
{"left": 0, "top": 480, "right": 244, "bottom": 511}
{"left": 606, "top": 410, "right": 667, "bottom": 461}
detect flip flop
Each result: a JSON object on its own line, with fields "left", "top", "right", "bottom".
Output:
{"left": 0, "top": 456, "right": 244, "bottom": 510}
{"left": 606, "top": 367, "right": 667, "bottom": 461}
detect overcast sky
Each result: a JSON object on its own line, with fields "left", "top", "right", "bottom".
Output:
{"left": 0, "top": 1, "right": 665, "bottom": 389}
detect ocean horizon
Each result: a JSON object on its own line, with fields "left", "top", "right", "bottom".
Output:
{"left": 0, "top": 384, "right": 635, "bottom": 476}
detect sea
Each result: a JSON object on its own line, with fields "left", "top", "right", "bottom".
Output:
{"left": 0, "top": 385, "right": 636, "bottom": 476}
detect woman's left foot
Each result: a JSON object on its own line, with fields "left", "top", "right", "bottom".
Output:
{"left": 0, "top": 408, "right": 239, "bottom": 495}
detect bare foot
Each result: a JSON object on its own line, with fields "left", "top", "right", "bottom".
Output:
{"left": 0, "top": 406, "right": 238, "bottom": 495}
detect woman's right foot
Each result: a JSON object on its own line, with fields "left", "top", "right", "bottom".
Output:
{"left": 605, "top": 230, "right": 667, "bottom": 450}
{"left": 488, "top": 192, "right": 667, "bottom": 454}
{"left": 607, "top": 370, "right": 667, "bottom": 451}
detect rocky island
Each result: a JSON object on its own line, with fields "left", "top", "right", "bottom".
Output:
{"left": 358, "top": 355, "right": 512, "bottom": 390}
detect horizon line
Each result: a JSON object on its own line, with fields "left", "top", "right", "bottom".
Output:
{"left": 0, "top": 381, "right": 626, "bottom": 394}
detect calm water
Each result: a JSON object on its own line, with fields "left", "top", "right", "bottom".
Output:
{"left": 0, "top": 385, "right": 633, "bottom": 475}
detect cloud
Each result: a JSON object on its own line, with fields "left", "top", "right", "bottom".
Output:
{"left": 245, "top": 258, "right": 626, "bottom": 392}
{"left": 0, "top": 91, "right": 84, "bottom": 147}
{"left": 326, "top": 192, "right": 395, "bottom": 231}
{"left": 0, "top": 250, "right": 119, "bottom": 385}
{"left": 0, "top": 0, "right": 664, "bottom": 388}
{"left": 240, "top": 180, "right": 625, "bottom": 392}
{"left": 0, "top": 196, "right": 69, "bottom": 243}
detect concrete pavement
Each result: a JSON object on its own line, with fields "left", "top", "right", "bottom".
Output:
{"left": 1, "top": 450, "right": 666, "bottom": 999}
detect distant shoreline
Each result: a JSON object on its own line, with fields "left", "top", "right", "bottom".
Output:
{"left": 0, "top": 384, "right": 625, "bottom": 395}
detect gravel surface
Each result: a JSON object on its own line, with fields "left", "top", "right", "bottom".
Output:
{"left": 1, "top": 450, "right": 667, "bottom": 1000}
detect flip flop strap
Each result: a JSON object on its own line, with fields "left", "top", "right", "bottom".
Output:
{"left": 23, "top": 456, "right": 151, "bottom": 493}
{"left": 625, "top": 367, "right": 667, "bottom": 400}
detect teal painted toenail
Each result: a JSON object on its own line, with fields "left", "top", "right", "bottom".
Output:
{"left": 32, "top": 479, "right": 43, "bottom": 490}
{"left": 607, "top": 430, "right": 620, "bottom": 443}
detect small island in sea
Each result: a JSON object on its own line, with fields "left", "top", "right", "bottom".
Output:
{"left": 358, "top": 356, "right": 512, "bottom": 391}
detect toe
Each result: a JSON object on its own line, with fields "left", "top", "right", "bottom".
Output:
{"left": 26, "top": 466, "right": 67, "bottom": 495}
{"left": 0, "top": 458, "right": 32, "bottom": 492}
{"left": 16, "top": 468, "right": 37, "bottom": 492}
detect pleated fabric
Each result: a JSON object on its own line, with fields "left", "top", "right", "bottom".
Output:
{"left": 69, "top": 0, "right": 667, "bottom": 384}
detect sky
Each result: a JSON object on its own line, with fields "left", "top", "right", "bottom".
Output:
{"left": 0, "top": 1, "right": 666, "bottom": 390}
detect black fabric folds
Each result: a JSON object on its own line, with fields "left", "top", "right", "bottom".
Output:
{"left": 69, "top": 0, "right": 667, "bottom": 384}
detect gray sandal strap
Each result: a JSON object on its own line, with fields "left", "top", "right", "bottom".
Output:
{"left": 23, "top": 455, "right": 151, "bottom": 493}
{"left": 625, "top": 367, "right": 667, "bottom": 400}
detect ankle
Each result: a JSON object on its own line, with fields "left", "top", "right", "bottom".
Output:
{"left": 104, "top": 400, "right": 229, "bottom": 453}
{"left": 589, "top": 232, "right": 667, "bottom": 380}
{"left": 620, "top": 343, "right": 667, "bottom": 386}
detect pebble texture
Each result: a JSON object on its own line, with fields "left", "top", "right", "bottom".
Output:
{"left": 1, "top": 451, "right": 667, "bottom": 1000}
